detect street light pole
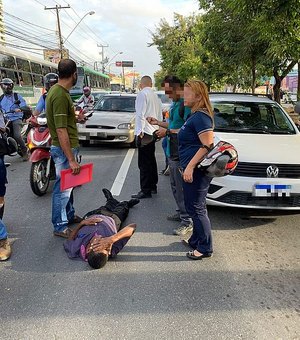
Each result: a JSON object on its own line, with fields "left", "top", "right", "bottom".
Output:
{"left": 64, "top": 11, "right": 95, "bottom": 44}
{"left": 103, "top": 51, "right": 123, "bottom": 73}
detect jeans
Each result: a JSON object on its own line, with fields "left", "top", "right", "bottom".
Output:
{"left": 50, "top": 146, "right": 79, "bottom": 232}
{"left": 0, "top": 218, "right": 7, "bottom": 240}
{"left": 12, "top": 119, "right": 27, "bottom": 154}
{"left": 168, "top": 158, "right": 192, "bottom": 226}
{"left": 161, "top": 137, "right": 168, "bottom": 168}
{"left": 0, "top": 156, "right": 7, "bottom": 239}
{"left": 182, "top": 169, "right": 213, "bottom": 254}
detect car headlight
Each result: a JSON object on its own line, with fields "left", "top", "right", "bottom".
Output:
{"left": 118, "top": 123, "right": 133, "bottom": 129}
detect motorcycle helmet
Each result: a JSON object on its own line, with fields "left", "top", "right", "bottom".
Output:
{"left": 44, "top": 73, "right": 58, "bottom": 91}
{"left": 83, "top": 86, "right": 91, "bottom": 96}
{"left": 0, "top": 78, "right": 14, "bottom": 95}
{"left": 198, "top": 140, "right": 238, "bottom": 177}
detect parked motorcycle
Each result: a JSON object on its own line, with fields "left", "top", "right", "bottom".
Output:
{"left": 27, "top": 114, "right": 55, "bottom": 196}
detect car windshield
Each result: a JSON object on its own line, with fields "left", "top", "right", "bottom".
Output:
{"left": 211, "top": 101, "right": 296, "bottom": 134}
{"left": 94, "top": 96, "right": 136, "bottom": 112}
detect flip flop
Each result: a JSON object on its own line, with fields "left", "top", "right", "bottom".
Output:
{"left": 186, "top": 250, "right": 212, "bottom": 260}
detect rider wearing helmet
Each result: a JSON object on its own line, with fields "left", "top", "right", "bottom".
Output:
{"left": 0, "top": 78, "right": 28, "bottom": 159}
{"left": 33, "top": 73, "right": 59, "bottom": 116}
{"left": 77, "top": 86, "right": 94, "bottom": 107}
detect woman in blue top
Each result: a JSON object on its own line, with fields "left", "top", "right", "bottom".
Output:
{"left": 178, "top": 80, "right": 214, "bottom": 260}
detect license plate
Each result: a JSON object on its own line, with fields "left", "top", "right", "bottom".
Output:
{"left": 253, "top": 184, "right": 291, "bottom": 197}
{"left": 90, "top": 132, "right": 107, "bottom": 138}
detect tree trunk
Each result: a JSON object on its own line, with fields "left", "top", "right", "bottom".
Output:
{"left": 232, "top": 83, "right": 237, "bottom": 93}
{"left": 297, "top": 63, "right": 300, "bottom": 102}
{"left": 273, "top": 68, "right": 282, "bottom": 103}
{"left": 251, "top": 56, "right": 256, "bottom": 94}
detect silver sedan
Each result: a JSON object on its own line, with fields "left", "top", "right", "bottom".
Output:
{"left": 77, "top": 94, "right": 136, "bottom": 147}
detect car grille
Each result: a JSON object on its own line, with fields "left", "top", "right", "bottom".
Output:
{"left": 214, "top": 191, "right": 300, "bottom": 207}
{"left": 232, "top": 162, "right": 300, "bottom": 179}
{"left": 85, "top": 125, "right": 115, "bottom": 129}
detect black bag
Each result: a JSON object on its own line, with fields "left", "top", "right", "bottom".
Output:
{"left": 169, "top": 132, "right": 179, "bottom": 161}
{"left": 0, "top": 132, "right": 18, "bottom": 156}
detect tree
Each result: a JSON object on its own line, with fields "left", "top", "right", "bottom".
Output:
{"left": 200, "top": 0, "right": 300, "bottom": 101}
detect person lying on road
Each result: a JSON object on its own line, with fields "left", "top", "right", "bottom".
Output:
{"left": 63, "top": 188, "right": 139, "bottom": 269}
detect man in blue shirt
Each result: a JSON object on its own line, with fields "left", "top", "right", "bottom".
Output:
{"left": 0, "top": 78, "right": 28, "bottom": 160}
{"left": 147, "top": 76, "right": 193, "bottom": 236}
{"left": 33, "top": 73, "right": 59, "bottom": 116}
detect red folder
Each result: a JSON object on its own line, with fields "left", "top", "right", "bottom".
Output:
{"left": 60, "top": 163, "right": 93, "bottom": 191}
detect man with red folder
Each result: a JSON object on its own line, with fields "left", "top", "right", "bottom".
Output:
{"left": 46, "top": 59, "right": 83, "bottom": 238}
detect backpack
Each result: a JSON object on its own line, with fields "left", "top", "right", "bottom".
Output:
{"left": 0, "top": 92, "right": 19, "bottom": 106}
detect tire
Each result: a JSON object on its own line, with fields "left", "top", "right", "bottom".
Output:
{"left": 30, "top": 160, "right": 50, "bottom": 196}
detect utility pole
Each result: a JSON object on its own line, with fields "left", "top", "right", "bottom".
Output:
{"left": 0, "top": 0, "right": 5, "bottom": 44}
{"left": 45, "top": 4, "right": 70, "bottom": 58}
{"left": 97, "top": 44, "right": 109, "bottom": 73}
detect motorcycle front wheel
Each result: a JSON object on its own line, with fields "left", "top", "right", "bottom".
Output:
{"left": 30, "top": 160, "right": 50, "bottom": 196}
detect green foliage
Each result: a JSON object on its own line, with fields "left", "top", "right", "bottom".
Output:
{"left": 151, "top": 1, "right": 300, "bottom": 100}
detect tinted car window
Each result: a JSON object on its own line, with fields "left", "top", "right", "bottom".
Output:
{"left": 212, "top": 101, "right": 296, "bottom": 134}
{"left": 95, "top": 96, "right": 136, "bottom": 112}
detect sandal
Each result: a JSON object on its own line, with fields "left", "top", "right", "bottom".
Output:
{"left": 186, "top": 250, "right": 212, "bottom": 260}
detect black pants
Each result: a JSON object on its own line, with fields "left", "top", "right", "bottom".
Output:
{"left": 138, "top": 137, "right": 158, "bottom": 194}
{"left": 83, "top": 197, "right": 130, "bottom": 230}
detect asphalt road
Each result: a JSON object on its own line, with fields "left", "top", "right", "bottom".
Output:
{"left": 0, "top": 143, "right": 299, "bottom": 340}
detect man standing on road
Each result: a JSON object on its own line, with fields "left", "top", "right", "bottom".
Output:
{"left": 147, "top": 76, "right": 193, "bottom": 236}
{"left": 132, "top": 76, "right": 162, "bottom": 199}
{"left": 46, "top": 59, "right": 82, "bottom": 238}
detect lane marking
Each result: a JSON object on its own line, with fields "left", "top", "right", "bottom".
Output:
{"left": 111, "top": 149, "right": 135, "bottom": 196}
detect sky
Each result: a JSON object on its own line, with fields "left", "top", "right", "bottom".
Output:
{"left": 2, "top": 0, "right": 200, "bottom": 78}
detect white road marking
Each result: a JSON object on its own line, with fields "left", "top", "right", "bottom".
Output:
{"left": 111, "top": 149, "right": 135, "bottom": 196}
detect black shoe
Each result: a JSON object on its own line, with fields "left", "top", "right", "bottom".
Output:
{"left": 131, "top": 191, "right": 152, "bottom": 199}
{"left": 151, "top": 189, "right": 157, "bottom": 194}
{"left": 128, "top": 198, "right": 140, "bottom": 207}
{"left": 102, "top": 188, "right": 113, "bottom": 200}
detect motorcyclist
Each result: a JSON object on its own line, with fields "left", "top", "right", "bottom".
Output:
{"left": 77, "top": 86, "right": 94, "bottom": 107}
{"left": 33, "top": 73, "right": 59, "bottom": 117}
{"left": 0, "top": 78, "right": 28, "bottom": 160}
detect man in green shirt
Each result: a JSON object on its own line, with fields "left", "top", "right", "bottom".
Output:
{"left": 46, "top": 59, "right": 82, "bottom": 238}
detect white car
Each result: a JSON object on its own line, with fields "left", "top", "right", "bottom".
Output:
{"left": 208, "top": 93, "right": 300, "bottom": 210}
{"left": 77, "top": 94, "right": 136, "bottom": 147}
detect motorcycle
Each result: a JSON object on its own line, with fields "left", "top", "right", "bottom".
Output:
{"left": 3, "top": 101, "right": 32, "bottom": 156}
{"left": 75, "top": 101, "right": 94, "bottom": 119}
{"left": 27, "top": 114, "right": 55, "bottom": 196}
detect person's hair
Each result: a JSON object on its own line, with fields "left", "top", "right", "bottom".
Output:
{"left": 140, "top": 75, "right": 152, "bottom": 87}
{"left": 184, "top": 80, "right": 214, "bottom": 119}
{"left": 162, "top": 75, "right": 183, "bottom": 88}
{"left": 87, "top": 250, "right": 108, "bottom": 269}
{"left": 57, "top": 59, "right": 77, "bottom": 79}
